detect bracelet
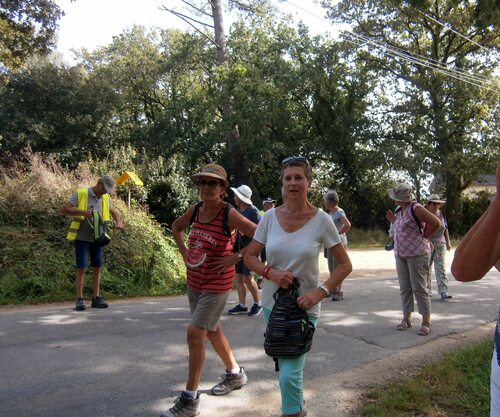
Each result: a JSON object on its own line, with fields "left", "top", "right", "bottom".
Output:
{"left": 262, "top": 266, "right": 271, "bottom": 280}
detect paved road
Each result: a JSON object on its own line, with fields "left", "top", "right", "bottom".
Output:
{"left": 1, "top": 250, "right": 498, "bottom": 417}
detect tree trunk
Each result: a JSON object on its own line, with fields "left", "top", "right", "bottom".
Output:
{"left": 211, "top": 0, "right": 248, "bottom": 185}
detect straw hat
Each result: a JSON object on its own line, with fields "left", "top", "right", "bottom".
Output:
{"left": 191, "top": 164, "right": 228, "bottom": 187}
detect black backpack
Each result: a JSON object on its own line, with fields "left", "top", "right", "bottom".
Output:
{"left": 264, "top": 278, "right": 315, "bottom": 371}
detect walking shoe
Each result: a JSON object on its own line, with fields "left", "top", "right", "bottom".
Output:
{"left": 160, "top": 392, "right": 200, "bottom": 417}
{"left": 248, "top": 303, "right": 262, "bottom": 317}
{"left": 75, "top": 297, "right": 86, "bottom": 311}
{"left": 211, "top": 366, "right": 248, "bottom": 396}
{"left": 228, "top": 304, "right": 248, "bottom": 315}
{"left": 331, "top": 290, "right": 343, "bottom": 301}
{"left": 91, "top": 295, "right": 108, "bottom": 308}
{"left": 440, "top": 292, "right": 452, "bottom": 300}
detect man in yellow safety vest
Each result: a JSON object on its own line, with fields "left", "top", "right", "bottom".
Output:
{"left": 60, "top": 175, "right": 124, "bottom": 311}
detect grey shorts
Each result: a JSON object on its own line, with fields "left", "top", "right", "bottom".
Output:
{"left": 187, "top": 287, "right": 230, "bottom": 332}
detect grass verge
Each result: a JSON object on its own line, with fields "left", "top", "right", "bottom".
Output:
{"left": 360, "top": 339, "right": 492, "bottom": 417}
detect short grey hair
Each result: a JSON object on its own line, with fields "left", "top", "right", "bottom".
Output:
{"left": 324, "top": 190, "right": 339, "bottom": 205}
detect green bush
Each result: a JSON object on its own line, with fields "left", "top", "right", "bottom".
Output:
{"left": 0, "top": 150, "right": 186, "bottom": 305}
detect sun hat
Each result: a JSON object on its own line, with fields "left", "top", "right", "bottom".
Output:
{"left": 191, "top": 163, "right": 228, "bottom": 187}
{"left": 100, "top": 175, "right": 116, "bottom": 194}
{"left": 427, "top": 194, "right": 446, "bottom": 204}
{"left": 262, "top": 197, "right": 275, "bottom": 204}
{"left": 231, "top": 185, "right": 253, "bottom": 205}
{"left": 388, "top": 183, "right": 413, "bottom": 202}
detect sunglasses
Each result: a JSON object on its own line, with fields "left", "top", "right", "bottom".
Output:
{"left": 428, "top": 202, "right": 440, "bottom": 206}
{"left": 197, "top": 179, "right": 220, "bottom": 188}
{"left": 282, "top": 156, "right": 308, "bottom": 165}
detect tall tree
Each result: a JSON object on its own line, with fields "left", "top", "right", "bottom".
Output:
{"left": 0, "top": 0, "right": 63, "bottom": 70}
{"left": 323, "top": 0, "right": 500, "bottom": 229}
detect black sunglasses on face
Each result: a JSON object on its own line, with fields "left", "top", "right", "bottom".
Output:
{"left": 282, "top": 156, "right": 307, "bottom": 165}
{"left": 197, "top": 179, "right": 220, "bottom": 188}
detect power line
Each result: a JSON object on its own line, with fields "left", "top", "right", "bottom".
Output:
{"left": 281, "top": 0, "right": 499, "bottom": 92}
{"left": 415, "top": 8, "right": 493, "bottom": 55}
{"left": 344, "top": 31, "right": 499, "bottom": 91}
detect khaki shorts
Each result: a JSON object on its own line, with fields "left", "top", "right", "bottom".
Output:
{"left": 187, "top": 287, "right": 230, "bottom": 332}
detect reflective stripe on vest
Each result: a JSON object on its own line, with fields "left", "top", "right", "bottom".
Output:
{"left": 66, "top": 188, "right": 110, "bottom": 241}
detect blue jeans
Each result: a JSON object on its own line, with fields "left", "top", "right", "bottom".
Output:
{"left": 74, "top": 240, "right": 103, "bottom": 269}
{"left": 263, "top": 307, "right": 318, "bottom": 415}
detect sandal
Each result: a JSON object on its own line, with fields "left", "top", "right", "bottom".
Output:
{"left": 418, "top": 323, "right": 432, "bottom": 336}
{"left": 396, "top": 319, "right": 412, "bottom": 331}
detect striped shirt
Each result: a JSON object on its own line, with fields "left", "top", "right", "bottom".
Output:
{"left": 394, "top": 202, "right": 432, "bottom": 257}
{"left": 187, "top": 204, "right": 235, "bottom": 292}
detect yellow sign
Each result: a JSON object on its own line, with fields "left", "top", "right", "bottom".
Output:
{"left": 116, "top": 171, "right": 144, "bottom": 186}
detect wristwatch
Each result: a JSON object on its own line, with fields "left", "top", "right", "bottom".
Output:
{"left": 319, "top": 284, "right": 330, "bottom": 297}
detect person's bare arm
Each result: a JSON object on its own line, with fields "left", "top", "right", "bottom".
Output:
{"left": 414, "top": 206, "right": 441, "bottom": 239}
{"left": 244, "top": 239, "right": 295, "bottom": 288}
{"left": 171, "top": 205, "right": 197, "bottom": 262}
{"left": 339, "top": 215, "right": 351, "bottom": 235}
{"left": 228, "top": 208, "right": 257, "bottom": 238}
{"left": 297, "top": 243, "right": 352, "bottom": 310}
{"left": 110, "top": 207, "right": 124, "bottom": 230}
{"left": 451, "top": 165, "right": 500, "bottom": 281}
{"left": 444, "top": 227, "right": 451, "bottom": 250}
{"left": 60, "top": 201, "right": 92, "bottom": 218}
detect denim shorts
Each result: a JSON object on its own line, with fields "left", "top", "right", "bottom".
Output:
{"left": 187, "top": 287, "right": 230, "bottom": 331}
{"left": 74, "top": 240, "right": 103, "bottom": 269}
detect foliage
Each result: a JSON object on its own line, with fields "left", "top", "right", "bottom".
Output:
{"left": 0, "top": 11, "right": 497, "bottom": 233}
{"left": 0, "top": 150, "right": 186, "bottom": 305}
{"left": 323, "top": 0, "right": 500, "bottom": 231}
{"left": 0, "top": 0, "right": 63, "bottom": 70}
{"left": 360, "top": 339, "right": 492, "bottom": 416}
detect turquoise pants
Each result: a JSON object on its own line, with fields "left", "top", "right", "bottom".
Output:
{"left": 263, "top": 307, "right": 319, "bottom": 415}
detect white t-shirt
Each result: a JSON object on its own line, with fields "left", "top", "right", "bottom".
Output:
{"left": 254, "top": 207, "right": 341, "bottom": 318}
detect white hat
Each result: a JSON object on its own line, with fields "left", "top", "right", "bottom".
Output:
{"left": 388, "top": 183, "right": 413, "bottom": 202}
{"left": 231, "top": 185, "right": 253, "bottom": 205}
{"left": 427, "top": 194, "right": 446, "bottom": 204}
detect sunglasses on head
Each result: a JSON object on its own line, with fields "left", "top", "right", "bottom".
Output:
{"left": 282, "top": 156, "right": 307, "bottom": 165}
{"left": 196, "top": 179, "right": 220, "bottom": 188}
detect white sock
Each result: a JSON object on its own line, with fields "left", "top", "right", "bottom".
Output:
{"left": 183, "top": 389, "right": 197, "bottom": 398}
{"left": 257, "top": 301, "right": 261, "bottom": 306}
{"left": 228, "top": 366, "right": 240, "bottom": 374}
{"left": 239, "top": 304, "right": 247, "bottom": 308}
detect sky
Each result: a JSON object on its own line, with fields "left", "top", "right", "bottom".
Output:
{"left": 54, "top": 0, "right": 339, "bottom": 62}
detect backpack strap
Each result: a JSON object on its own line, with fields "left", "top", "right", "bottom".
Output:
{"left": 222, "top": 203, "right": 233, "bottom": 237}
{"left": 410, "top": 202, "right": 424, "bottom": 234}
{"left": 189, "top": 201, "right": 204, "bottom": 225}
{"left": 395, "top": 204, "right": 423, "bottom": 234}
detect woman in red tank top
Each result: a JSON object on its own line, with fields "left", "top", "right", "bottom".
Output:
{"left": 164, "top": 164, "right": 256, "bottom": 417}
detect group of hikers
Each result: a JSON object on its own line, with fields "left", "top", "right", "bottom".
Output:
{"left": 60, "top": 160, "right": 500, "bottom": 417}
